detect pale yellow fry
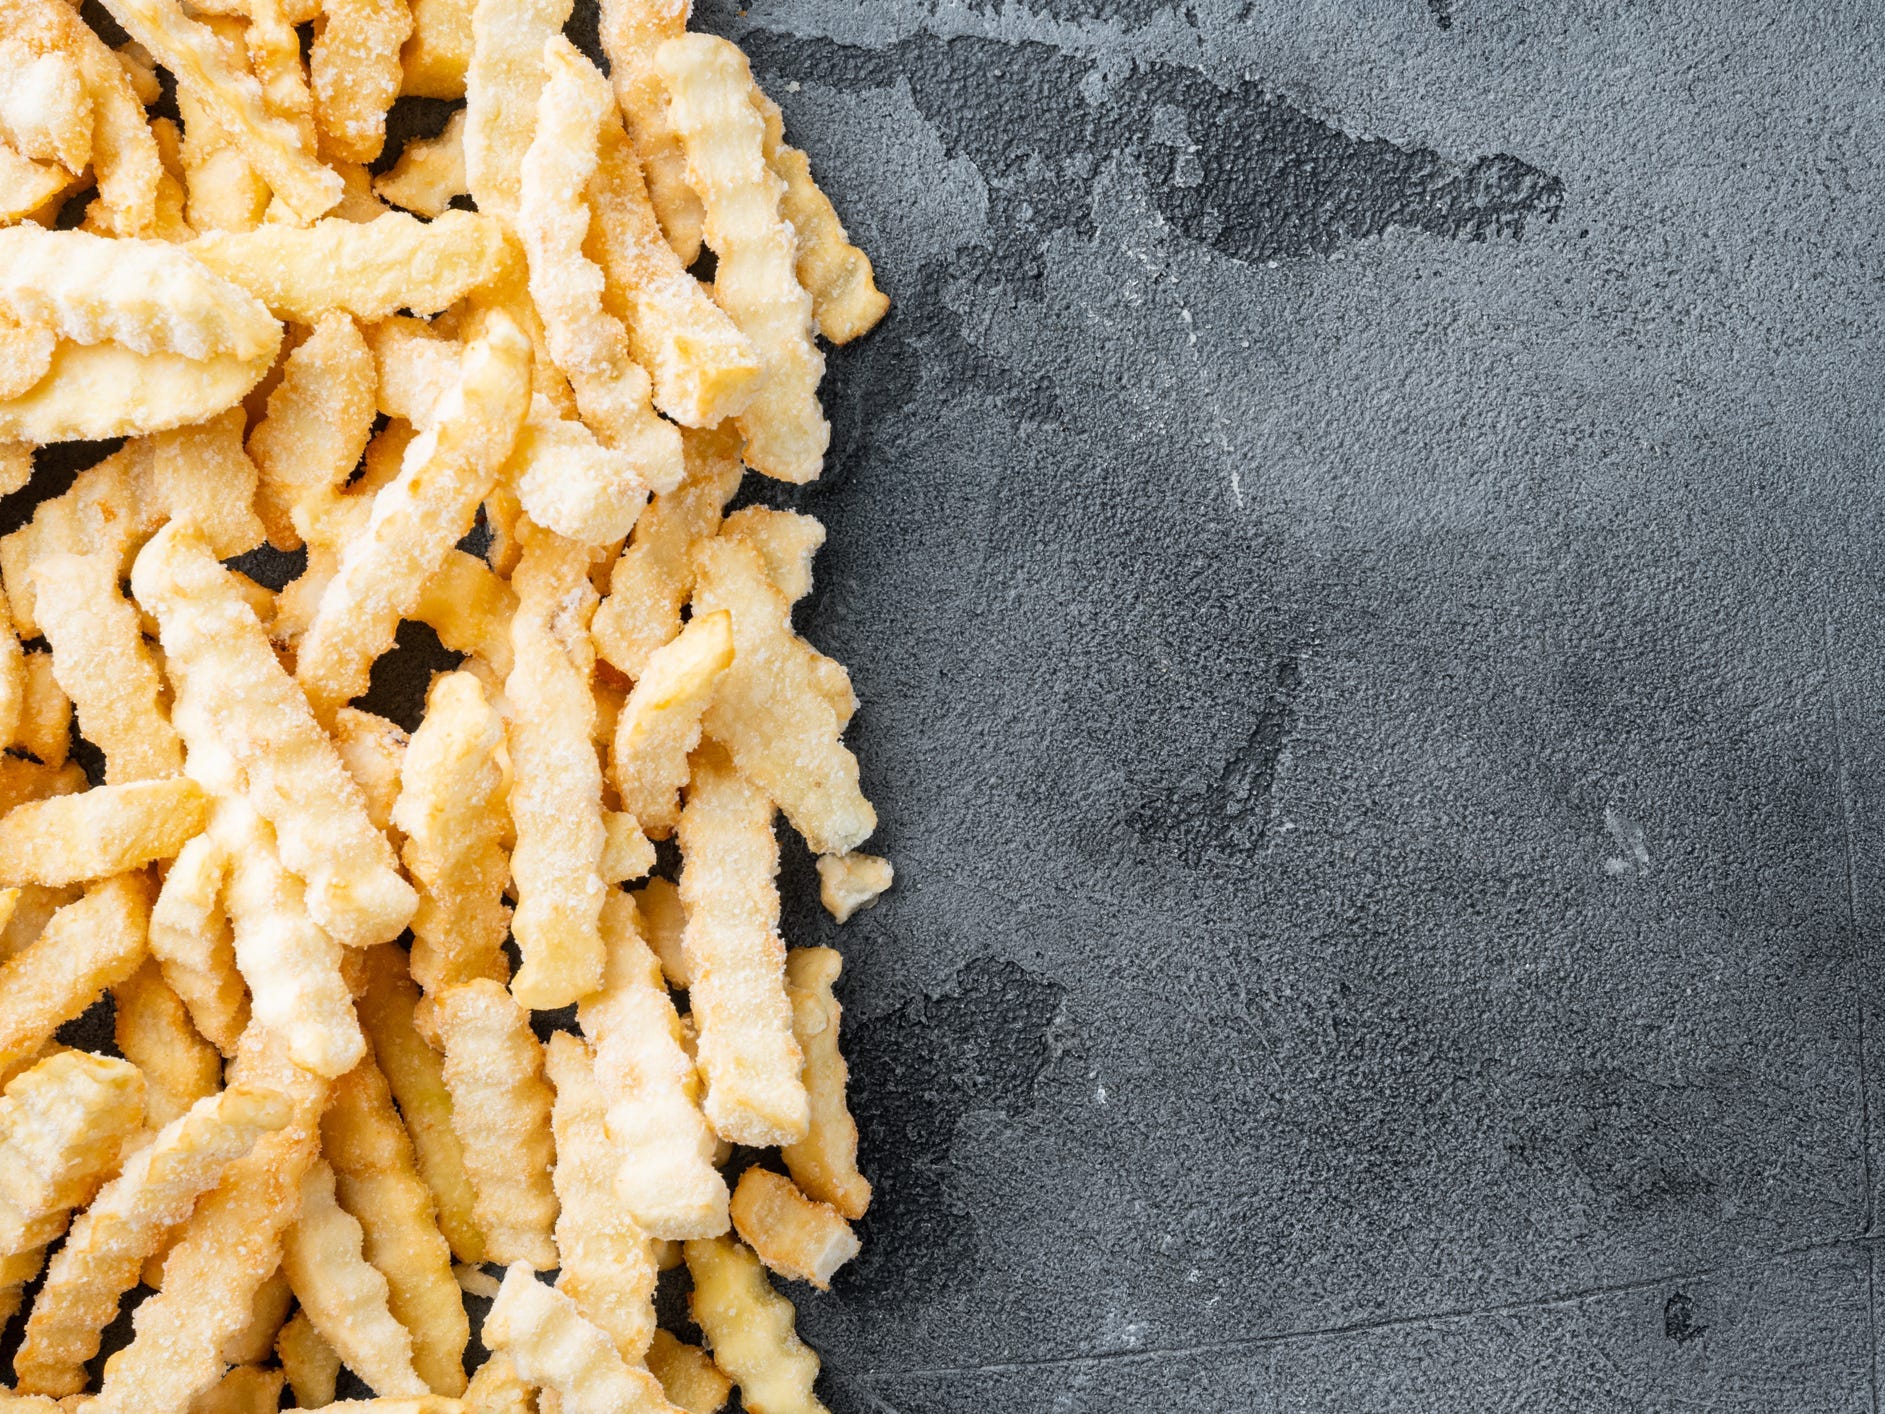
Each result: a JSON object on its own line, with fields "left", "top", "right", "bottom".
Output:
{"left": 505, "top": 527, "right": 606, "bottom": 1009}
{"left": 751, "top": 88, "right": 888, "bottom": 345}
{"left": 595, "top": 0, "right": 700, "bottom": 263}
{"left": 14, "top": 651, "right": 67, "bottom": 767}
{"left": 0, "top": 1051, "right": 145, "bottom": 1330}
{"left": 510, "top": 397, "right": 650, "bottom": 548}
{"left": 0, "top": 444, "right": 30, "bottom": 501}
{"left": 1, "top": 441, "right": 167, "bottom": 635}
{"left": 677, "top": 744, "right": 806, "bottom": 1146}
{"left": 0, "top": 145, "right": 72, "bottom": 225}
{"left": 247, "top": 311, "right": 376, "bottom": 552}
{"left": 14, "top": 1083, "right": 292, "bottom": 1396}
{"left": 149, "top": 832, "right": 248, "bottom": 1056}
{"left": 601, "top": 810, "right": 654, "bottom": 885}
{"left": 368, "top": 317, "right": 460, "bottom": 430}
{"left": 414, "top": 548, "right": 516, "bottom": 676}
{"left": 545, "top": 1032, "right": 656, "bottom": 1361}
{"left": 189, "top": 210, "right": 510, "bottom": 323}
{"left": 579, "top": 891, "right": 724, "bottom": 1240}
{"left": 401, "top": 0, "right": 472, "bottom": 99}
{"left": 146, "top": 408, "right": 270, "bottom": 573}
{"left": 334, "top": 708, "right": 410, "bottom": 837}
{"left": 591, "top": 425, "right": 742, "bottom": 679}
{"left": 356, "top": 944, "right": 485, "bottom": 1266}
{"left": 392, "top": 671, "right": 511, "bottom": 1013}
{"left": 0, "top": 316, "right": 57, "bottom": 402}
{"left": 219, "top": 1265, "right": 292, "bottom": 1366}
{"left": 278, "top": 1308, "right": 341, "bottom": 1410}
{"left": 779, "top": 948, "right": 869, "bottom": 1220}
{"left": 285, "top": 1158, "right": 428, "bottom": 1397}
{"left": 311, "top": 0, "right": 412, "bottom": 165}
{"left": 727, "top": 1168, "right": 857, "bottom": 1291}
{"left": 0, "top": 227, "right": 278, "bottom": 362}
{"left": 455, "top": 1262, "right": 499, "bottom": 1297}
{"left": 243, "top": 0, "right": 315, "bottom": 148}
{"left": 433, "top": 980, "right": 558, "bottom": 1269}
{"left": 645, "top": 1330, "right": 731, "bottom": 1414}
{"left": 113, "top": 959, "right": 219, "bottom": 1127}
{"left": 213, "top": 798, "right": 364, "bottom": 1079}
{"left": 611, "top": 609, "right": 733, "bottom": 840}
{"left": 463, "top": 1351, "right": 532, "bottom": 1414}
{"left": 0, "top": 582, "right": 26, "bottom": 754}
{"left": 33, "top": 552, "right": 180, "bottom": 783}
{"left": 693, "top": 537, "right": 875, "bottom": 856}
{"left": 812, "top": 853, "right": 891, "bottom": 925}
{"left": 657, "top": 36, "right": 826, "bottom": 484}
{"left": 296, "top": 311, "right": 532, "bottom": 725}
{"left": 325, "top": 1053, "right": 469, "bottom": 1396}
{"left": 719, "top": 506, "right": 823, "bottom": 605}
{"left": 92, "top": 1123, "right": 317, "bottom": 1414}
{"left": 0, "top": 338, "right": 277, "bottom": 445}
{"left": 484, "top": 1264, "right": 683, "bottom": 1414}
{"left": 0, "top": 44, "right": 90, "bottom": 172}
{"left": 132, "top": 522, "right": 416, "bottom": 949}
{"left": 684, "top": 1237, "right": 827, "bottom": 1414}
{"left": 520, "top": 39, "right": 680, "bottom": 508}
{"left": 463, "top": 0, "right": 570, "bottom": 222}
{"left": 191, "top": 1363, "right": 286, "bottom": 1414}
{"left": 0, "top": 0, "right": 160, "bottom": 237}
{"left": 591, "top": 120, "right": 758, "bottom": 429}
{"left": 177, "top": 80, "right": 270, "bottom": 235}
{"left": 98, "top": 0, "right": 343, "bottom": 221}
{"left": 375, "top": 109, "right": 467, "bottom": 217}
{"left": 0, "top": 877, "right": 149, "bottom": 1084}
{"left": 631, "top": 876, "right": 688, "bottom": 989}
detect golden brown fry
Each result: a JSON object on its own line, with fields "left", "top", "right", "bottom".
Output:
{"left": 463, "top": 0, "right": 571, "bottom": 222}
{"left": 433, "top": 980, "right": 558, "bottom": 1270}
{"left": 113, "top": 959, "right": 219, "bottom": 1127}
{"left": 657, "top": 36, "right": 826, "bottom": 484}
{"left": 0, "top": 778, "right": 203, "bottom": 888}
{"left": 296, "top": 312, "right": 531, "bottom": 725}
{"left": 148, "top": 832, "right": 248, "bottom": 1056}
{"left": 645, "top": 1330, "right": 732, "bottom": 1414}
{"left": 247, "top": 311, "right": 377, "bottom": 553}
{"left": 0, "top": 875, "right": 150, "bottom": 1078}
{"left": 334, "top": 708, "right": 410, "bottom": 838}
{"left": 324, "top": 1053, "right": 469, "bottom": 1397}
{"left": 610, "top": 610, "right": 733, "bottom": 840}
{"left": 14, "top": 1083, "right": 293, "bottom": 1396}
{"left": 631, "top": 876, "right": 688, "bottom": 989}
{"left": 780, "top": 948, "right": 869, "bottom": 1220}
{"left": 813, "top": 853, "right": 892, "bottom": 925}
{"left": 595, "top": 0, "right": 700, "bottom": 263}
{"left": 190, "top": 1364, "right": 285, "bottom": 1414}
{"left": 751, "top": 88, "right": 888, "bottom": 345}
{"left": 483, "top": 1264, "right": 682, "bottom": 1414}
{"left": 684, "top": 1237, "right": 828, "bottom": 1414}
{"left": 219, "top": 1267, "right": 292, "bottom": 1366}
{"left": 693, "top": 537, "right": 875, "bottom": 856}
{"left": 32, "top": 551, "right": 180, "bottom": 783}
{"left": 545, "top": 1032, "right": 656, "bottom": 1361}
{"left": 727, "top": 1168, "right": 857, "bottom": 1291}
{"left": 14, "top": 651, "right": 69, "bottom": 766}
{"left": 356, "top": 945, "right": 484, "bottom": 1266}
{"left": 189, "top": 211, "right": 511, "bottom": 324}
{"left": 0, "top": 1051, "right": 145, "bottom": 1331}
{"left": 133, "top": 522, "right": 416, "bottom": 949}
{"left": 677, "top": 744, "right": 806, "bottom": 1147}
{"left": 413, "top": 549, "right": 516, "bottom": 676}
{"left": 278, "top": 1308, "right": 341, "bottom": 1410}
{"left": 505, "top": 527, "right": 606, "bottom": 1008}
{"left": 376, "top": 109, "right": 467, "bottom": 217}
{"left": 401, "top": 0, "right": 472, "bottom": 99}
{"left": 463, "top": 1352, "right": 532, "bottom": 1414}
{"left": 284, "top": 1159, "right": 428, "bottom": 1396}
{"left": 310, "top": 0, "right": 412, "bottom": 165}
{"left": 580, "top": 891, "right": 725, "bottom": 1239}
{"left": 92, "top": 1123, "right": 317, "bottom": 1414}
{"left": 591, "top": 426, "right": 742, "bottom": 679}
{"left": 392, "top": 671, "right": 511, "bottom": 1013}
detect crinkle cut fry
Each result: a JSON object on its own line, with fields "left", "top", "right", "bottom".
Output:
{"left": 0, "top": 874, "right": 151, "bottom": 1081}
{"left": 13, "top": 1083, "right": 293, "bottom": 1397}
{"left": 595, "top": 0, "right": 701, "bottom": 263}
{"left": 247, "top": 311, "right": 378, "bottom": 553}
{"left": 727, "top": 1167, "right": 858, "bottom": 1291}
{"left": 148, "top": 830, "right": 249, "bottom": 1056}
{"left": 463, "top": 0, "right": 573, "bottom": 222}
{"left": 277, "top": 1308, "right": 341, "bottom": 1410}
{"left": 132, "top": 521, "right": 416, "bottom": 950}
{"left": 780, "top": 948, "right": 871, "bottom": 1220}
{"left": 0, "top": 778, "right": 209, "bottom": 889}
{"left": 376, "top": 108, "right": 468, "bottom": 216}
{"left": 112, "top": 958, "right": 220, "bottom": 1127}
{"left": 610, "top": 608, "right": 734, "bottom": 840}
{"left": 483, "top": 1263, "right": 684, "bottom": 1414}
{"left": 685, "top": 1236, "right": 829, "bottom": 1414}
{"left": 310, "top": 0, "right": 412, "bottom": 164}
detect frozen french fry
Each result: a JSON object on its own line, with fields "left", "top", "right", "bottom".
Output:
{"left": 463, "top": 1352, "right": 533, "bottom": 1414}
{"left": 277, "top": 1309, "right": 341, "bottom": 1410}
{"left": 510, "top": 399, "right": 650, "bottom": 549}
{"left": 0, "top": 778, "right": 207, "bottom": 888}
{"left": 780, "top": 948, "right": 869, "bottom": 1220}
{"left": 401, "top": 0, "right": 472, "bottom": 99}
{"left": 246, "top": 311, "right": 377, "bottom": 553}
{"left": 463, "top": 0, "right": 570, "bottom": 223}
{"left": 414, "top": 548, "right": 516, "bottom": 676}
{"left": 594, "top": 0, "right": 700, "bottom": 263}
{"left": 0, "top": 874, "right": 151, "bottom": 1079}
{"left": 376, "top": 109, "right": 467, "bottom": 217}
{"left": 191, "top": 1364, "right": 285, "bottom": 1414}
{"left": 684, "top": 1237, "right": 828, "bottom": 1414}
{"left": 148, "top": 832, "right": 248, "bottom": 1056}
{"left": 631, "top": 876, "right": 689, "bottom": 989}
{"left": 727, "top": 1168, "right": 857, "bottom": 1291}
{"left": 813, "top": 853, "right": 892, "bottom": 925}
{"left": 610, "top": 609, "right": 732, "bottom": 840}
{"left": 333, "top": 709, "right": 410, "bottom": 838}
{"left": 645, "top": 1330, "right": 731, "bottom": 1414}
{"left": 0, "top": 318, "right": 57, "bottom": 406}
{"left": 310, "top": 0, "right": 411, "bottom": 164}
{"left": 219, "top": 1266, "right": 293, "bottom": 1366}
{"left": 433, "top": 980, "right": 558, "bottom": 1270}
{"left": 113, "top": 959, "right": 220, "bottom": 1127}
{"left": 483, "top": 1264, "right": 682, "bottom": 1414}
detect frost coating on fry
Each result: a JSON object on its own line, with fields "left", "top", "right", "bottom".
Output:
{"left": 0, "top": 875, "right": 150, "bottom": 1078}
{"left": 779, "top": 947, "right": 870, "bottom": 1221}
{"left": 0, "top": 46, "right": 90, "bottom": 173}
{"left": 511, "top": 399, "right": 650, "bottom": 548}
{"left": 113, "top": 959, "right": 219, "bottom": 1127}
{"left": 727, "top": 1168, "right": 857, "bottom": 1291}
{"left": 189, "top": 211, "right": 510, "bottom": 323}
{"left": 32, "top": 552, "right": 181, "bottom": 784}
{"left": 693, "top": 538, "right": 874, "bottom": 857}
{"left": 545, "top": 1032, "right": 656, "bottom": 1361}
{"left": 645, "top": 1330, "right": 732, "bottom": 1414}
{"left": 324, "top": 1053, "right": 469, "bottom": 1397}
{"left": 678, "top": 744, "right": 807, "bottom": 1147}
{"left": 376, "top": 109, "right": 468, "bottom": 217}
{"left": 416, "top": 548, "right": 517, "bottom": 675}
{"left": 505, "top": 528, "right": 607, "bottom": 1009}
{"left": 684, "top": 1237, "right": 828, "bottom": 1414}
{"left": 297, "top": 312, "right": 531, "bottom": 724}
{"left": 149, "top": 832, "right": 248, "bottom": 1056}
{"left": 356, "top": 945, "right": 485, "bottom": 1265}
{"left": 611, "top": 609, "right": 733, "bottom": 839}
{"left": 278, "top": 1308, "right": 341, "bottom": 1410}
{"left": 813, "top": 853, "right": 892, "bottom": 925}
{"left": 311, "top": 0, "right": 412, "bottom": 165}
{"left": 0, "top": 319, "right": 58, "bottom": 403}
{"left": 581, "top": 891, "right": 726, "bottom": 1239}
{"left": 657, "top": 36, "right": 827, "bottom": 484}
{"left": 284, "top": 1159, "right": 428, "bottom": 1398}
{"left": 133, "top": 522, "right": 416, "bottom": 949}
{"left": 13, "top": 1083, "right": 292, "bottom": 1397}
{"left": 434, "top": 980, "right": 559, "bottom": 1270}
{"left": 463, "top": 0, "right": 571, "bottom": 222}
{"left": 247, "top": 312, "right": 377, "bottom": 552}
{"left": 720, "top": 506, "right": 823, "bottom": 606}
{"left": 596, "top": 0, "right": 701, "bottom": 264}
{"left": 483, "top": 1264, "right": 683, "bottom": 1414}
{"left": 334, "top": 709, "right": 411, "bottom": 838}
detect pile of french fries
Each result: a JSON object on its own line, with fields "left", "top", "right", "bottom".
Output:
{"left": 0, "top": 0, "right": 895, "bottom": 1406}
